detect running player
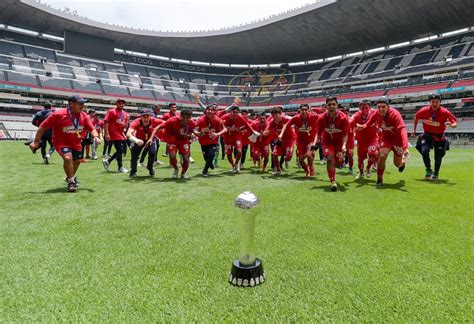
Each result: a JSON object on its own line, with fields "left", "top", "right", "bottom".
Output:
{"left": 350, "top": 99, "right": 378, "bottom": 179}
{"left": 312, "top": 97, "right": 349, "bottom": 191}
{"left": 103, "top": 99, "right": 129, "bottom": 173}
{"left": 279, "top": 104, "right": 319, "bottom": 177}
{"left": 357, "top": 97, "right": 409, "bottom": 187}
{"left": 412, "top": 93, "right": 457, "bottom": 180}
{"left": 29, "top": 95, "right": 100, "bottom": 192}
{"left": 30, "top": 101, "right": 55, "bottom": 164}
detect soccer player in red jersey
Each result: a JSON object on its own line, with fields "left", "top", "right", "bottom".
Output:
{"left": 358, "top": 97, "right": 409, "bottom": 187}
{"left": 341, "top": 107, "right": 355, "bottom": 175}
{"left": 195, "top": 105, "right": 227, "bottom": 177}
{"left": 250, "top": 113, "right": 271, "bottom": 172}
{"left": 103, "top": 99, "right": 129, "bottom": 173}
{"left": 312, "top": 97, "right": 349, "bottom": 191}
{"left": 264, "top": 106, "right": 296, "bottom": 175}
{"left": 412, "top": 93, "right": 457, "bottom": 180}
{"left": 29, "top": 95, "right": 101, "bottom": 192}
{"left": 149, "top": 109, "right": 196, "bottom": 179}
{"left": 127, "top": 108, "right": 163, "bottom": 177}
{"left": 311, "top": 103, "right": 327, "bottom": 164}
{"left": 350, "top": 99, "right": 379, "bottom": 179}
{"left": 279, "top": 104, "right": 319, "bottom": 177}
{"left": 239, "top": 110, "right": 253, "bottom": 169}
{"left": 221, "top": 106, "right": 259, "bottom": 173}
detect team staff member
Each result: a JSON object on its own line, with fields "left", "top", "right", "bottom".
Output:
{"left": 350, "top": 100, "right": 378, "bottom": 179}
{"left": 148, "top": 108, "right": 196, "bottom": 179}
{"left": 412, "top": 93, "right": 457, "bottom": 180}
{"left": 195, "top": 105, "right": 227, "bottom": 177}
{"left": 31, "top": 101, "right": 55, "bottom": 164}
{"left": 127, "top": 108, "right": 163, "bottom": 177}
{"left": 29, "top": 95, "right": 100, "bottom": 192}
{"left": 358, "top": 97, "right": 409, "bottom": 187}
{"left": 103, "top": 99, "right": 129, "bottom": 173}
{"left": 312, "top": 97, "right": 349, "bottom": 191}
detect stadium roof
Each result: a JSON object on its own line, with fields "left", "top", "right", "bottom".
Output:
{"left": 1, "top": 0, "right": 473, "bottom": 64}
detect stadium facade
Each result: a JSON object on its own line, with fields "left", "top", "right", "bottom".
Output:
{"left": 0, "top": 0, "right": 473, "bottom": 140}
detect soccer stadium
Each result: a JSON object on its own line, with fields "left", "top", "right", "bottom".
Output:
{"left": 0, "top": 0, "right": 473, "bottom": 321}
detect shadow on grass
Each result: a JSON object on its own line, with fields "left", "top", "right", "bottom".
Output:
{"left": 353, "top": 177, "right": 376, "bottom": 188}
{"left": 413, "top": 178, "right": 456, "bottom": 186}
{"left": 310, "top": 182, "right": 349, "bottom": 192}
{"left": 27, "top": 187, "right": 96, "bottom": 194}
{"left": 375, "top": 180, "right": 408, "bottom": 192}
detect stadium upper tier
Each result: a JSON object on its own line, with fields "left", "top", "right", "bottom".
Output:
{"left": 0, "top": 0, "right": 473, "bottom": 64}
{"left": 0, "top": 28, "right": 473, "bottom": 107}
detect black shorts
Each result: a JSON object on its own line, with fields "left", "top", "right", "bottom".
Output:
{"left": 60, "top": 147, "right": 83, "bottom": 161}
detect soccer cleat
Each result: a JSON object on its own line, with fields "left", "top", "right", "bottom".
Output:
{"left": 271, "top": 170, "right": 282, "bottom": 176}
{"left": 85, "top": 155, "right": 91, "bottom": 159}
{"left": 330, "top": 181, "right": 338, "bottom": 192}
{"left": 154, "top": 160, "right": 164, "bottom": 165}
{"left": 202, "top": 171, "right": 209, "bottom": 177}
{"left": 425, "top": 168, "right": 432, "bottom": 180}
{"left": 129, "top": 171, "right": 137, "bottom": 177}
{"left": 181, "top": 173, "right": 190, "bottom": 179}
{"left": 235, "top": 164, "right": 241, "bottom": 173}
{"left": 102, "top": 159, "right": 110, "bottom": 171}
{"left": 398, "top": 163, "right": 406, "bottom": 173}
{"left": 189, "top": 157, "right": 195, "bottom": 164}
{"left": 172, "top": 168, "right": 179, "bottom": 178}
{"left": 365, "top": 167, "right": 371, "bottom": 178}
{"left": 118, "top": 167, "right": 129, "bottom": 173}
{"left": 376, "top": 177, "right": 383, "bottom": 188}
{"left": 148, "top": 167, "right": 155, "bottom": 176}
{"left": 285, "top": 161, "right": 289, "bottom": 169}
{"left": 355, "top": 172, "right": 362, "bottom": 179}
{"left": 431, "top": 172, "right": 439, "bottom": 180}
{"left": 63, "top": 176, "right": 79, "bottom": 187}
{"left": 67, "top": 181, "right": 77, "bottom": 192}
{"left": 348, "top": 167, "right": 353, "bottom": 175}
{"left": 162, "top": 153, "right": 168, "bottom": 157}
{"left": 319, "top": 159, "right": 325, "bottom": 165}
{"left": 43, "top": 156, "right": 49, "bottom": 165}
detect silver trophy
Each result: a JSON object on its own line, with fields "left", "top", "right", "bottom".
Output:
{"left": 229, "top": 192, "right": 265, "bottom": 287}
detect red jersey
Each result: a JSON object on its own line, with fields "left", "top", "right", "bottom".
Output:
{"left": 311, "top": 107, "right": 326, "bottom": 115}
{"left": 366, "top": 107, "right": 408, "bottom": 149}
{"left": 216, "top": 110, "right": 229, "bottom": 118}
{"left": 161, "top": 116, "right": 196, "bottom": 145}
{"left": 415, "top": 105, "right": 456, "bottom": 135}
{"left": 130, "top": 117, "right": 163, "bottom": 141}
{"left": 240, "top": 116, "right": 253, "bottom": 145}
{"left": 161, "top": 111, "right": 179, "bottom": 121}
{"left": 317, "top": 111, "right": 350, "bottom": 145}
{"left": 287, "top": 113, "right": 319, "bottom": 143}
{"left": 104, "top": 108, "right": 129, "bottom": 141}
{"left": 250, "top": 119, "right": 271, "bottom": 145}
{"left": 93, "top": 118, "right": 104, "bottom": 133}
{"left": 350, "top": 109, "right": 378, "bottom": 143}
{"left": 41, "top": 107, "right": 94, "bottom": 151}
{"left": 266, "top": 115, "right": 295, "bottom": 142}
{"left": 195, "top": 115, "right": 224, "bottom": 145}
{"left": 221, "top": 114, "right": 254, "bottom": 140}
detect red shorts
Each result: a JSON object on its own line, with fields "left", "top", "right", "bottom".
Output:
{"left": 167, "top": 143, "right": 190, "bottom": 155}
{"left": 251, "top": 143, "right": 269, "bottom": 158}
{"left": 357, "top": 141, "right": 379, "bottom": 157}
{"left": 296, "top": 141, "right": 312, "bottom": 156}
{"left": 322, "top": 143, "right": 345, "bottom": 165}
{"left": 224, "top": 138, "right": 242, "bottom": 155}
{"left": 272, "top": 141, "right": 293, "bottom": 157}
{"left": 346, "top": 137, "right": 355, "bottom": 150}
{"left": 380, "top": 137, "right": 405, "bottom": 157}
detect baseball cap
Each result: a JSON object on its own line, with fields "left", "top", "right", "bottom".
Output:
{"left": 43, "top": 101, "right": 52, "bottom": 109}
{"left": 140, "top": 108, "right": 153, "bottom": 116}
{"left": 68, "top": 95, "right": 87, "bottom": 104}
{"left": 428, "top": 93, "right": 441, "bottom": 101}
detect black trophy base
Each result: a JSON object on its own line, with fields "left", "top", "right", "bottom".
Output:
{"left": 228, "top": 258, "right": 265, "bottom": 287}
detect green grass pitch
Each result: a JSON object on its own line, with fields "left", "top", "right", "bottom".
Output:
{"left": 0, "top": 141, "right": 472, "bottom": 321}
